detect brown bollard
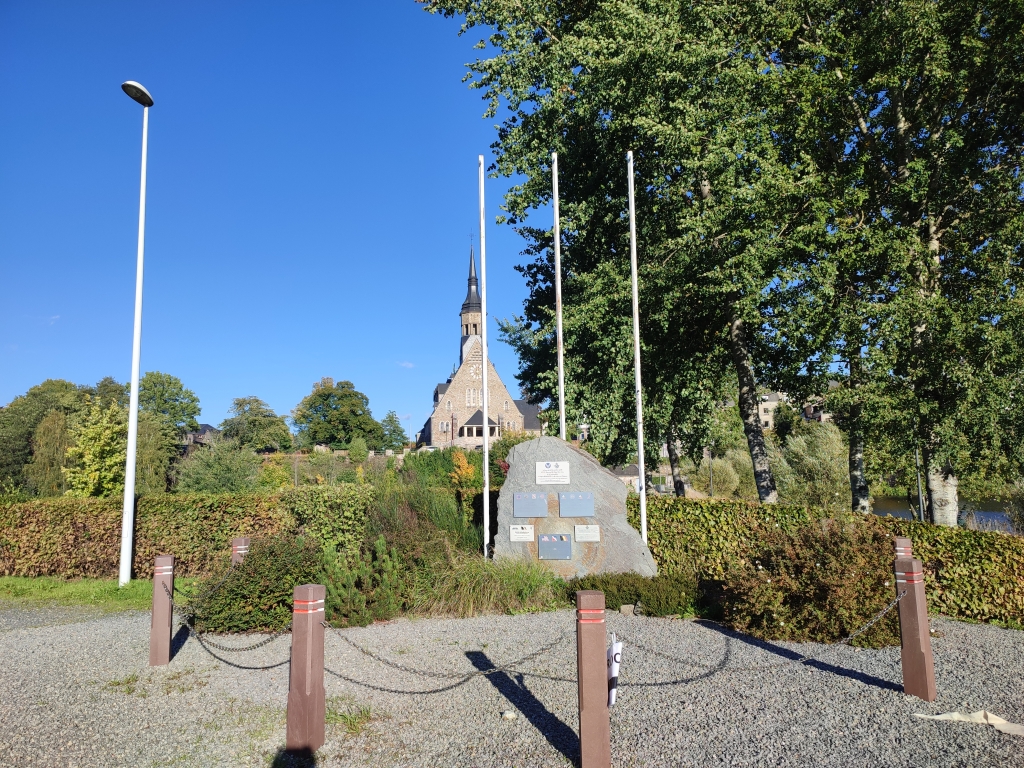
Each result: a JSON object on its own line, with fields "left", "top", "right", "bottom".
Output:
{"left": 576, "top": 590, "right": 611, "bottom": 768}
{"left": 231, "top": 536, "right": 251, "bottom": 565}
{"left": 286, "top": 584, "right": 326, "bottom": 756}
{"left": 149, "top": 555, "right": 175, "bottom": 667}
{"left": 894, "top": 536, "right": 913, "bottom": 559}
{"left": 894, "top": 557, "right": 936, "bottom": 701}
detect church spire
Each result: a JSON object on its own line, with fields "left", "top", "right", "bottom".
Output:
{"left": 461, "top": 246, "right": 482, "bottom": 313}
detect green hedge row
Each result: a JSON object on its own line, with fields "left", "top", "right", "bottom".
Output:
{"left": 628, "top": 495, "right": 1024, "bottom": 627}
{"left": 0, "top": 485, "right": 373, "bottom": 579}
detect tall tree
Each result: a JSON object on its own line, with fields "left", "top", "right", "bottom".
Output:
{"left": 291, "top": 378, "right": 384, "bottom": 450}
{"left": 380, "top": 411, "right": 410, "bottom": 452}
{"left": 0, "top": 379, "right": 86, "bottom": 488}
{"left": 63, "top": 401, "right": 129, "bottom": 498}
{"left": 426, "top": 0, "right": 819, "bottom": 501}
{"left": 138, "top": 371, "right": 201, "bottom": 436}
{"left": 757, "top": 0, "right": 1024, "bottom": 521}
{"left": 24, "top": 410, "right": 73, "bottom": 496}
{"left": 220, "top": 397, "right": 292, "bottom": 452}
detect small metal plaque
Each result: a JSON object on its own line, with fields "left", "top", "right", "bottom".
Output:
{"left": 535, "top": 461, "right": 570, "bottom": 484}
{"left": 538, "top": 533, "right": 572, "bottom": 560}
{"left": 574, "top": 525, "right": 600, "bottom": 542}
{"left": 509, "top": 525, "right": 534, "bottom": 542}
{"left": 514, "top": 492, "right": 549, "bottom": 518}
{"left": 558, "top": 491, "right": 595, "bottom": 517}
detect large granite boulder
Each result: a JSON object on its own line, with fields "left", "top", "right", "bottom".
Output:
{"left": 493, "top": 436, "right": 657, "bottom": 579}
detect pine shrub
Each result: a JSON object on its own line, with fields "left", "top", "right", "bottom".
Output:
{"left": 188, "top": 535, "right": 322, "bottom": 633}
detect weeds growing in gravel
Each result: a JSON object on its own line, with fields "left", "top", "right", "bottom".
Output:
{"left": 325, "top": 699, "right": 377, "bottom": 735}
{"left": 104, "top": 672, "right": 140, "bottom": 695}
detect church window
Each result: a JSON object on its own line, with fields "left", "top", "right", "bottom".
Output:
{"left": 446, "top": 400, "right": 451, "bottom": 410}
{"left": 503, "top": 400, "right": 509, "bottom": 412}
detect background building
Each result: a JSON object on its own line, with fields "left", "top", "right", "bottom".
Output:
{"left": 418, "top": 250, "right": 541, "bottom": 448}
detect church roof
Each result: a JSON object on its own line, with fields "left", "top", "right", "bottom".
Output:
{"left": 463, "top": 409, "right": 498, "bottom": 427}
{"left": 461, "top": 247, "right": 482, "bottom": 314}
{"left": 515, "top": 400, "right": 542, "bottom": 431}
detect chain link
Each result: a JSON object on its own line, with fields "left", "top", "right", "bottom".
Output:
{"left": 323, "top": 621, "right": 569, "bottom": 680}
{"left": 161, "top": 580, "right": 291, "bottom": 653}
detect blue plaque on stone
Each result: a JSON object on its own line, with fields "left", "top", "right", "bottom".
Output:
{"left": 514, "top": 492, "right": 549, "bottom": 518}
{"left": 538, "top": 533, "right": 572, "bottom": 560}
{"left": 558, "top": 491, "right": 595, "bottom": 517}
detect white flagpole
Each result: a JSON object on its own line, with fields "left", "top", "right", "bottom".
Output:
{"left": 553, "top": 152, "right": 567, "bottom": 441}
{"left": 626, "top": 151, "right": 647, "bottom": 544}
{"left": 478, "top": 155, "right": 491, "bottom": 559}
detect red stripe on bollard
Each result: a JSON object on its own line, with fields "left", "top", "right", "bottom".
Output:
{"left": 286, "top": 584, "right": 325, "bottom": 756}
{"left": 149, "top": 555, "right": 174, "bottom": 667}
{"left": 231, "top": 536, "right": 251, "bottom": 565}
{"left": 894, "top": 556, "right": 936, "bottom": 701}
{"left": 576, "top": 590, "right": 611, "bottom": 768}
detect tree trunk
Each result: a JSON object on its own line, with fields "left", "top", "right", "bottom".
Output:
{"left": 728, "top": 311, "right": 778, "bottom": 503}
{"left": 666, "top": 439, "right": 686, "bottom": 497}
{"left": 924, "top": 450, "right": 959, "bottom": 526}
{"left": 848, "top": 404, "right": 870, "bottom": 513}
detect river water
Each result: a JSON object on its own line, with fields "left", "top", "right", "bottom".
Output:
{"left": 872, "top": 495, "right": 1015, "bottom": 532}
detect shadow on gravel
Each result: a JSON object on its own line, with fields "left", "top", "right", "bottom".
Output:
{"left": 466, "top": 651, "right": 579, "bottom": 764}
{"left": 269, "top": 747, "right": 315, "bottom": 767}
{"left": 170, "top": 623, "right": 189, "bottom": 661}
{"left": 696, "top": 620, "right": 902, "bottom": 693}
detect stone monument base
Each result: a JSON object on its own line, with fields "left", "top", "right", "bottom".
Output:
{"left": 493, "top": 436, "right": 657, "bottom": 579}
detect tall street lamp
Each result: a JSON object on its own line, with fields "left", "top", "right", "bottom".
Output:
{"left": 119, "top": 80, "right": 154, "bottom": 587}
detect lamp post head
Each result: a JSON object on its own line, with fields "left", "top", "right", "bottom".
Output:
{"left": 121, "top": 81, "right": 154, "bottom": 108}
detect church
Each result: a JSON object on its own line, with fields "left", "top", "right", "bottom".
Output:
{"left": 417, "top": 250, "right": 543, "bottom": 448}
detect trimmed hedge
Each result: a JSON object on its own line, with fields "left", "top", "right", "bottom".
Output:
{"left": 878, "top": 517, "right": 1024, "bottom": 626}
{"left": 0, "top": 485, "right": 373, "bottom": 580}
{"left": 628, "top": 495, "right": 1024, "bottom": 627}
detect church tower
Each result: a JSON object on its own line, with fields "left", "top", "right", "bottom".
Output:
{"left": 460, "top": 247, "right": 482, "bottom": 363}
{"left": 417, "top": 247, "right": 543, "bottom": 447}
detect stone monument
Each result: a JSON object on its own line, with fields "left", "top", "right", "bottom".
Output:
{"left": 494, "top": 436, "right": 657, "bottom": 578}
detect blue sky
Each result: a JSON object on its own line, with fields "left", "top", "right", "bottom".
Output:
{"left": 0, "top": 1, "right": 537, "bottom": 437}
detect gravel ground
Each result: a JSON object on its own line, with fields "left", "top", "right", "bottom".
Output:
{"left": 0, "top": 605, "right": 1021, "bottom": 767}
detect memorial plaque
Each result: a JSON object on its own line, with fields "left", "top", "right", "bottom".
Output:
{"left": 536, "top": 461, "right": 571, "bottom": 485}
{"left": 538, "top": 533, "right": 572, "bottom": 560}
{"left": 559, "top": 491, "right": 595, "bottom": 517}
{"left": 514, "top": 492, "right": 550, "bottom": 518}
{"left": 574, "top": 525, "right": 600, "bottom": 542}
{"left": 509, "top": 525, "right": 534, "bottom": 542}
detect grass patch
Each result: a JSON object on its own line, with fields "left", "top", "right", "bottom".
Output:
{"left": 161, "top": 667, "right": 208, "bottom": 695}
{"left": 0, "top": 575, "right": 198, "bottom": 612}
{"left": 325, "top": 698, "right": 377, "bottom": 735}
{"left": 104, "top": 672, "right": 140, "bottom": 695}
{"left": 407, "top": 544, "right": 567, "bottom": 617}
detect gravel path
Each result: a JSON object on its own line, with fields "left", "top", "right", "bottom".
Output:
{"left": 0, "top": 606, "right": 1021, "bottom": 767}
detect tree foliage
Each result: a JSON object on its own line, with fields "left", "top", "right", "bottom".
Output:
{"left": 174, "top": 438, "right": 263, "bottom": 494}
{"left": 138, "top": 371, "right": 201, "bottom": 436}
{"left": 292, "top": 378, "right": 384, "bottom": 450}
{"left": 63, "top": 401, "right": 128, "bottom": 498}
{"left": 220, "top": 396, "right": 292, "bottom": 452}
{"left": 425, "top": 0, "right": 1024, "bottom": 520}
{"left": 0, "top": 379, "right": 85, "bottom": 487}
{"left": 380, "top": 410, "right": 409, "bottom": 452}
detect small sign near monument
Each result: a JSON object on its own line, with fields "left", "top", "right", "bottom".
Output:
{"left": 559, "top": 491, "right": 595, "bottom": 517}
{"left": 509, "top": 525, "right": 534, "bottom": 542}
{"left": 538, "top": 533, "right": 572, "bottom": 560}
{"left": 513, "top": 492, "right": 549, "bottom": 517}
{"left": 536, "top": 461, "right": 570, "bottom": 484}
{"left": 575, "top": 525, "right": 600, "bottom": 542}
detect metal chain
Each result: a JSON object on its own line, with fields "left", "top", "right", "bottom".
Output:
{"left": 323, "top": 621, "right": 569, "bottom": 680}
{"left": 161, "top": 580, "right": 291, "bottom": 653}
{"left": 619, "top": 591, "right": 908, "bottom": 674}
